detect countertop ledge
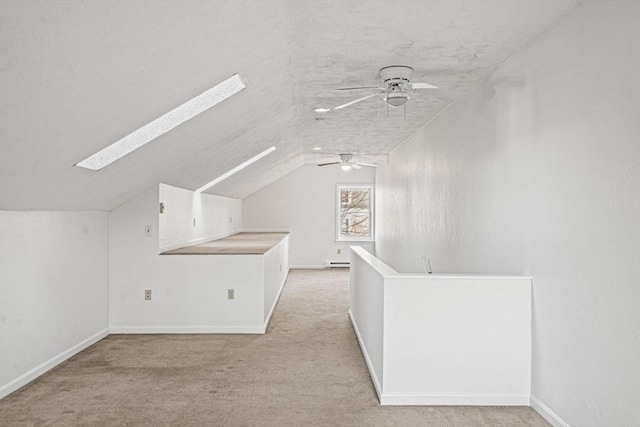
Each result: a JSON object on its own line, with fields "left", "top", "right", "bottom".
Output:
{"left": 161, "top": 232, "right": 289, "bottom": 255}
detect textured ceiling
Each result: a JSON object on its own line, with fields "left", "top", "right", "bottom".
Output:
{"left": 0, "top": 0, "right": 578, "bottom": 210}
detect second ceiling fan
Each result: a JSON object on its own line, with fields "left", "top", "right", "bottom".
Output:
{"left": 318, "top": 154, "right": 377, "bottom": 171}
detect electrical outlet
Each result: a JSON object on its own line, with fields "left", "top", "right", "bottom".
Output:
{"left": 145, "top": 289, "right": 152, "bottom": 300}
{"left": 144, "top": 225, "right": 152, "bottom": 237}
{"left": 337, "top": 248, "right": 341, "bottom": 254}
{"left": 193, "top": 218, "right": 196, "bottom": 227}
{"left": 227, "top": 289, "right": 235, "bottom": 300}
{"left": 229, "top": 216, "right": 233, "bottom": 223}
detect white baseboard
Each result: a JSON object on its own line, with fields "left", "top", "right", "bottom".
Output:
{"left": 348, "top": 309, "right": 383, "bottom": 401}
{"left": 263, "top": 269, "right": 289, "bottom": 332}
{"left": 381, "top": 393, "right": 530, "bottom": 406}
{"left": 290, "top": 265, "right": 326, "bottom": 269}
{"left": 530, "top": 395, "right": 569, "bottom": 427}
{"left": 109, "top": 325, "right": 266, "bottom": 334}
{"left": 0, "top": 327, "right": 110, "bottom": 400}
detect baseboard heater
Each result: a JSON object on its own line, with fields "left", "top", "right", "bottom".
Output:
{"left": 325, "top": 261, "right": 350, "bottom": 268}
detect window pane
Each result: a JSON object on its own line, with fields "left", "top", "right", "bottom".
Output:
{"left": 340, "top": 188, "right": 371, "bottom": 238}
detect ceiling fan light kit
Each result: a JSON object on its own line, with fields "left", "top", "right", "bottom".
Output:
{"left": 384, "top": 91, "right": 410, "bottom": 107}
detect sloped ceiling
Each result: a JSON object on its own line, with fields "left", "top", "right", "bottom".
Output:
{"left": 0, "top": 0, "right": 578, "bottom": 211}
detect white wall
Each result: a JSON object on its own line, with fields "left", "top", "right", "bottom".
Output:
{"left": 383, "top": 275, "right": 531, "bottom": 405}
{"left": 350, "top": 247, "right": 531, "bottom": 407}
{"left": 110, "top": 185, "right": 287, "bottom": 333}
{"left": 243, "top": 164, "right": 375, "bottom": 267}
{"left": 375, "top": 1, "right": 639, "bottom": 425}
{"left": 0, "top": 211, "right": 109, "bottom": 398}
{"left": 349, "top": 246, "right": 390, "bottom": 395}
{"left": 159, "top": 183, "right": 242, "bottom": 251}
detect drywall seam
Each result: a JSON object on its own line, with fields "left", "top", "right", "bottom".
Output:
{"left": 530, "top": 395, "right": 570, "bottom": 427}
{"left": 0, "top": 328, "right": 110, "bottom": 400}
{"left": 348, "top": 309, "right": 383, "bottom": 401}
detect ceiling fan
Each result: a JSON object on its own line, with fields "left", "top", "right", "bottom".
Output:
{"left": 317, "top": 154, "right": 377, "bottom": 171}
{"left": 333, "top": 65, "right": 441, "bottom": 114}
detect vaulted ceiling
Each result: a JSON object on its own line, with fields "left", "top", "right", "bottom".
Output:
{"left": 0, "top": 0, "right": 578, "bottom": 211}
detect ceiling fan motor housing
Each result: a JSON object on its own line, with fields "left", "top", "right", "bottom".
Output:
{"left": 380, "top": 66, "right": 413, "bottom": 107}
{"left": 380, "top": 65, "right": 414, "bottom": 86}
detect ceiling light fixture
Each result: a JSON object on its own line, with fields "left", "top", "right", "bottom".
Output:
{"left": 384, "top": 92, "right": 409, "bottom": 107}
{"left": 313, "top": 147, "right": 322, "bottom": 151}
{"left": 195, "top": 146, "right": 276, "bottom": 194}
{"left": 314, "top": 108, "right": 331, "bottom": 113}
{"left": 75, "top": 74, "right": 247, "bottom": 171}
{"left": 341, "top": 164, "right": 352, "bottom": 171}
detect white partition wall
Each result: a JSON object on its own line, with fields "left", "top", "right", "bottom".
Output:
{"left": 349, "top": 248, "right": 393, "bottom": 395}
{"left": 349, "top": 247, "right": 531, "bottom": 406}
{"left": 110, "top": 184, "right": 289, "bottom": 334}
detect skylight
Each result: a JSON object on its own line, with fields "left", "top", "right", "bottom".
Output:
{"left": 75, "top": 74, "right": 247, "bottom": 170}
{"left": 195, "top": 146, "right": 276, "bottom": 194}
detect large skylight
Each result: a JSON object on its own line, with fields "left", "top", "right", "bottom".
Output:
{"left": 195, "top": 146, "right": 276, "bottom": 194}
{"left": 75, "top": 74, "right": 247, "bottom": 170}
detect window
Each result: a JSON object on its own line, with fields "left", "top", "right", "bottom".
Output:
{"left": 337, "top": 185, "right": 374, "bottom": 241}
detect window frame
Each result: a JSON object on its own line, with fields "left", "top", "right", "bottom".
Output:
{"left": 336, "top": 184, "right": 375, "bottom": 242}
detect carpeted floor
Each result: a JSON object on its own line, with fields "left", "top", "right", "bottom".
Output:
{"left": 0, "top": 269, "right": 549, "bottom": 426}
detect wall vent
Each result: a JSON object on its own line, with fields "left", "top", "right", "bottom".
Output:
{"left": 325, "top": 261, "right": 350, "bottom": 268}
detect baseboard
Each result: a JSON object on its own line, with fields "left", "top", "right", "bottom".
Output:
{"left": 348, "top": 309, "right": 383, "bottom": 401}
{"left": 290, "top": 265, "right": 326, "bottom": 269}
{"left": 530, "top": 395, "right": 570, "bottom": 427}
{"left": 380, "top": 393, "right": 530, "bottom": 406}
{"left": 263, "top": 269, "right": 289, "bottom": 333}
{"left": 0, "top": 327, "right": 110, "bottom": 400}
{"left": 109, "top": 325, "right": 266, "bottom": 334}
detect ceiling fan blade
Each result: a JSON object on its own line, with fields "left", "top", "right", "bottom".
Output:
{"left": 412, "top": 82, "right": 439, "bottom": 89}
{"left": 317, "top": 162, "right": 341, "bottom": 167}
{"left": 355, "top": 162, "right": 378, "bottom": 168}
{"left": 334, "top": 86, "right": 384, "bottom": 91}
{"left": 351, "top": 164, "right": 362, "bottom": 170}
{"left": 334, "top": 93, "right": 379, "bottom": 110}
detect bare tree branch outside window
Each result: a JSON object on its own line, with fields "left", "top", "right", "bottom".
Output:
{"left": 340, "top": 189, "right": 371, "bottom": 237}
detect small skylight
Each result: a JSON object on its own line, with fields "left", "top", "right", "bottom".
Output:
{"left": 195, "top": 146, "right": 276, "bottom": 194}
{"left": 75, "top": 74, "right": 247, "bottom": 170}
